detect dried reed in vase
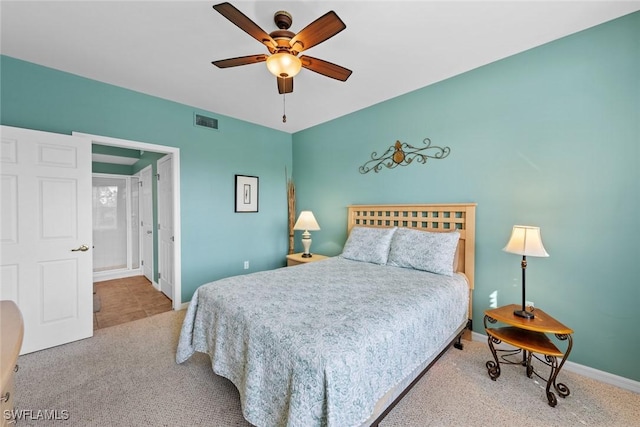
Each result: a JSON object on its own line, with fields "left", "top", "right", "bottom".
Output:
{"left": 286, "top": 169, "right": 295, "bottom": 254}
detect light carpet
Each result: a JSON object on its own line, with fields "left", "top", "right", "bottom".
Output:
{"left": 13, "top": 310, "right": 639, "bottom": 426}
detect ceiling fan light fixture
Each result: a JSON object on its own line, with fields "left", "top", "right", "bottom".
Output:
{"left": 266, "top": 52, "right": 302, "bottom": 78}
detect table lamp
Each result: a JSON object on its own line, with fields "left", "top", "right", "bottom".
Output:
{"left": 293, "top": 211, "right": 320, "bottom": 258}
{"left": 503, "top": 225, "right": 549, "bottom": 319}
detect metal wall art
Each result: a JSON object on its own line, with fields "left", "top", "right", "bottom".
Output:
{"left": 359, "top": 138, "right": 450, "bottom": 174}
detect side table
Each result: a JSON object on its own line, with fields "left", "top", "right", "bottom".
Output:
{"left": 286, "top": 253, "right": 328, "bottom": 267}
{"left": 484, "top": 304, "right": 573, "bottom": 407}
{"left": 1, "top": 300, "right": 24, "bottom": 427}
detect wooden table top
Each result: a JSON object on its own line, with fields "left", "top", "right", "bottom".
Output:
{"left": 485, "top": 304, "right": 573, "bottom": 335}
{"left": 286, "top": 253, "right": 329, "bottom": 262}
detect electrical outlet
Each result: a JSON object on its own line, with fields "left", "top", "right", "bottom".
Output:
{"left": 526, "top": 300, "right": 535, "bottom": 309}
{"left": 243, "top": 261, "right": 249, "bottom": 270}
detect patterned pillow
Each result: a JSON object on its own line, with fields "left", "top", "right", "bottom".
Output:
{"left": 341, "top": 226, "right": 397, "bottom": 265}
{"left": 387, "top": 228, "right": 460, "bottom": 276}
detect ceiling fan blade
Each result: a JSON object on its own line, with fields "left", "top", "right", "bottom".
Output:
{"left": 213, "top": 2, "right": 276, "bottom": 50}
{"left": 277, "top": 76, "right": 293, "bottom": 94}
{"left": 289, "top": 11, "right": 346, "bottom": 53}
{"left": 300, "top": 56, "right": 352, "bottom": 81}
{"left": 212, "top": 54, "right": 267, "bottom": 68}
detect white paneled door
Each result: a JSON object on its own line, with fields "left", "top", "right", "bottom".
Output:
{"left": 0, "top": 125, "right": 93, "bottom": 354}
{"left": 157, "top": 155, "right": 174, "bottom": 300}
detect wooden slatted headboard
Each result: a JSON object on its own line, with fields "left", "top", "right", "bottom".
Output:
{"left": 347, "top": 203, "right": 477, "bottom": 325}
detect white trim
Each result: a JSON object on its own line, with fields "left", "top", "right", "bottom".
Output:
{"left": 180, "top": 301, "right": 190, "bottom": 310}
{"left": 471, "top": 331, "right": 639, "bottom": 393}
{"left": 562, "top": 359, "right": 640, "bottom": 394}
{"left": 74, "top": 131, "right": 182, "bottom": 309}
{"left": 93, "top": 268, "right": 143, "bottom": 282}
{"left": 92, "top": 153, "right": 139, "bottom": 165}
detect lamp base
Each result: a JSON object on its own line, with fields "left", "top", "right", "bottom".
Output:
{"left": 513, "top": 309, "right": 535, "bottom": 319}
{"left": 300, "top": 233, "right": 312, "bottom": 259}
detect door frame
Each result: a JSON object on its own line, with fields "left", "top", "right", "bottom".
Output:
{"left": 74, "top": 132, "right": 181, "bottom": 309}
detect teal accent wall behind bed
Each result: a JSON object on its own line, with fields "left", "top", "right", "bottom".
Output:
{"left": 0, "top": 55, "right": 293, "bottom": 304}
{"left": 291, "top": 12, "right": 639, "bottom": 381}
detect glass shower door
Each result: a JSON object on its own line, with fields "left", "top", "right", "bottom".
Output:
{"left": 92, "top": 175, "right": 139, "bottom": 275}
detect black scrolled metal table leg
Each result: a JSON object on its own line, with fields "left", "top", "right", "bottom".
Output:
{"left": 484, "top": 315, "right": 501, "bottom": 380}
{"left": 486, "top": 335, "right": 502, "bottom": 380}
{"left": 553, "top": 334, "right": 573, "bottom": 398}
{"left": 544, "top": 354, "right": 559, "bottom": 407}
{"left": 526, "top": 351, "right": 534, "bottom": 378}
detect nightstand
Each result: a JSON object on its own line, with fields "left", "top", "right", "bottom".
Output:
{"left": 1, "top": 301, "right": 23, "bottom": 427}
{"left": 484, "top": 304, "right": 573, "bottom": 407}
{"left": 286, "top": 253, "right": 328, "bottom": 267}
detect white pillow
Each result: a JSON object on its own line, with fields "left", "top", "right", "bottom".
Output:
{"left": 341, "top": 226, "right": 397, "bottom": 265}
{"left": 387, "top": 228, "right": 460, "bottom": 276}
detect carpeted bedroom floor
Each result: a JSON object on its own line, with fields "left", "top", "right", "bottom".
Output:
{"left": 13, "top": 309, "right": 639, "bottom": 426}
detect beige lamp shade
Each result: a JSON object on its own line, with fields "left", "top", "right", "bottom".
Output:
{"left": 293, "top": 211, "right": 320, "bottom": 231}
{"left": 503, "top": 225, "right": 549, "bottom": 257}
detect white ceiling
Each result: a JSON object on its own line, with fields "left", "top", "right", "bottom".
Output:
{"left": 2, "top": 1, "right": 639, "bottom": 134}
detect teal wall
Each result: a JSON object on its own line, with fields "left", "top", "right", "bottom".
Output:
{"left": 291, "top": 12, "right": 639, "bottom": 381}
{"left": 1, "top": 12, "right": 638, "bottom": 382}
{"left": 0, "top": 55, "right": 293, "bottom": 303}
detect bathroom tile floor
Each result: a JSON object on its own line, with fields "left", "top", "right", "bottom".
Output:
{"left": 93, "top": 275, "right": 172, "bottom": 330}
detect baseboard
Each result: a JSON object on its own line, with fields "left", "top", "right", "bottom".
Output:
{"left": 562, "top": 360, "right": 640, "bottom": 394}
{"left": 179, "top": 301, "right": 190, "bottom": 310}
{"left": 471, "top": 331, "right": 639, "bottom": 394}
{"left": 93, "top": 268, "right": 144, "bottom": 282}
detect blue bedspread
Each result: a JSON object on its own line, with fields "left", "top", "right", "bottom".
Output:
{"left": 177, "top": 257, "right": 468, "bottom": 427}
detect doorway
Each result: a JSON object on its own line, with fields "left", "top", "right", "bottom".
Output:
{"left": 75, "top": 132, "right": 182, "bottom": 309}
{"left": 92, "top": 173, "right": 141, "bottom": 281}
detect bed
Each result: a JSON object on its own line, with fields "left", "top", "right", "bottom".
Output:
{"left": 177, "top": 203, "right": 476, "bottom": 427}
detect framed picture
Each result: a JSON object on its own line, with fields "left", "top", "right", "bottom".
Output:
{"left": 235, "top": 175, "right": 259, "bottom": 213}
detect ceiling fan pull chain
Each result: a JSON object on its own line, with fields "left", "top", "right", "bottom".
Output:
{"left": 282, "top": 93, "right": 287, "bottom": 123}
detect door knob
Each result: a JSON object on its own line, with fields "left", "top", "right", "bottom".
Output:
{"left": 147, "top": 231, "right": 153, "bottom": 235}
{"left": 71, "top": 245, "right": 90, "bottom": 252}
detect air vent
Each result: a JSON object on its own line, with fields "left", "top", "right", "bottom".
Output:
{"left": 194, "top": 113, "right": 219, "bottom": 130}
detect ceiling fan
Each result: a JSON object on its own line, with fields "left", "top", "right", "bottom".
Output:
{"left": 211, "top": 2, "right": 352, "bottom": 95}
